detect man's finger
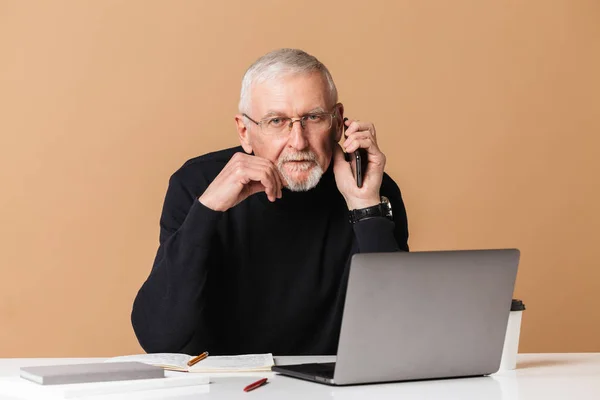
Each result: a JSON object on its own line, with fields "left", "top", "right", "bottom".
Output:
{"left": 344, "top": 137, "right": 379, "bottom": 155}
{"left": 246, "top": 157, "right": 282, "bottom": 198}
{"left": 241, "top": 156, "right": 283, "bottom": 197}
{"left": 343, "top": 132, "right": 373, "bottom": 150}
{"left": 344, "top": 120, "right": 374, "bottom": 136}
{"left": 333, "top": 142, "right": 347, "bottom": 165}
{"left": 332, "top": 144, "right": 353, "bottom": 181}
{"left": 243, "top": 165, "right": 279, "bottom": 202}
{"left": 269, "top": 164, "right": 283, "bottom": 198}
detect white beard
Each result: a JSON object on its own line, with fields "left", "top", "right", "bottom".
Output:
{"left": 277, "top": 150, "right": 323, "bottom": 192}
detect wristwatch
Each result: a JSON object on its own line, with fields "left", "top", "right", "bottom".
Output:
{"left": 348, "top": 196, "right": 393, "bottom": 224}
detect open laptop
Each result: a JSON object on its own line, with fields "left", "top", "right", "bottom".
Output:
{"left": 272, "top": 249, "right": 520, "bottom": 386}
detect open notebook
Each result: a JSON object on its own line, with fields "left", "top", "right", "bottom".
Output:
{"left": 105, "top": 353, "right": 274, "bottom": 373}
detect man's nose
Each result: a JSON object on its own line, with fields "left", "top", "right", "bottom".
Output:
{"left": 287, "top": 120, "right": 309, "bottom": 150}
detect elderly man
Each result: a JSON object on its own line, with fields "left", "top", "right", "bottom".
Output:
{"left": 132, "top": 48, "right": 409, "bottom": 356}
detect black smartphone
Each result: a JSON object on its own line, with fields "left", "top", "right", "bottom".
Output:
{"left": 354, "top": 148, "right": 368, "bottom": 188}
{"left": 343, "top": 118, "right": 368, "bottom": 188}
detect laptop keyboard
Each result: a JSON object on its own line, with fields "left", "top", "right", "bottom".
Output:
{"left": 284, "top": 362, "right": 336, "bottom": 379}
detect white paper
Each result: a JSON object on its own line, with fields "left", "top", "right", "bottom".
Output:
{"left": 189, "top": 353, "right": 274, "bottom": 372}
{"left": 104, "top": 354, "right": 192, "bottom": 370}
{"left": 104, "top": 353, "right": 274, "bottom": 373}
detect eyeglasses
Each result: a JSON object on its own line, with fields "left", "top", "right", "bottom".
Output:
{"left": 243, "top": 111, "right": 336, "bottom": 136}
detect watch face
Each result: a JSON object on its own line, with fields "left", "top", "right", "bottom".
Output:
{"left": 381, "top": 196, "right": 393, "bottom": 218}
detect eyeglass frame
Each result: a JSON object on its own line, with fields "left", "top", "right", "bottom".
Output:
{"left": 242, "top": 109, "right": 339, "bottom": 135}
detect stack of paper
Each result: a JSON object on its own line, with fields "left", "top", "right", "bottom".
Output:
{"left": 20, "top": 362, "right": 164, "bottom": 385}
{"left": 105, "top": 353, "right": 274, "bottom": 373}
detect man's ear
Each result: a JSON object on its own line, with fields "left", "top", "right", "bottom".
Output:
{"left": 235, "top": 114, "right": 253, "bottom": 154}
{"left": 333, "top": 103, "right": 345, "bottom": 142}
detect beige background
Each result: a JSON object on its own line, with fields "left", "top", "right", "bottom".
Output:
{"left": 1, "top": 0, "right": 599, "bottom": 357}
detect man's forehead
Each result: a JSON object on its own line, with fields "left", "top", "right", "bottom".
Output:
{"left": 250, "top": 72, "right": 329, "bottom": 114}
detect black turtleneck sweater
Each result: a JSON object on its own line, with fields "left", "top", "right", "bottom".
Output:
{"left": 131, "top": 146, "right": 409, "bottom": 356}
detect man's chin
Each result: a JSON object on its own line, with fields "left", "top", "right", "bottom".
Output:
{"left": 285, "top": 169, "right": 311, "bottom": 182}
{"left": 280, "top": 165, "right": 324, "bottom": 192}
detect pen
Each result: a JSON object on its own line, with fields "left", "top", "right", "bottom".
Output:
{"left": 243, "top": 377, "right": 268, "bottom": 392}
{"left": 187, "top": 351, "right": 209, "bottom": 367}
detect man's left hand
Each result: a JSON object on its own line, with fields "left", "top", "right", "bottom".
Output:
{"left": 333, "top": 119, "right": 386, "bottom": 210}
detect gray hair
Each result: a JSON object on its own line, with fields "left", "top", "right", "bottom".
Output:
{"left": 238, "top": 48, "right": 338, "bottom": 114}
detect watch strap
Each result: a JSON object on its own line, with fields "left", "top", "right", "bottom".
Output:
{"left": 349, "top": 203, "right": 385, "bottom": 224}
{"left": 349, "top": 196, "right": 393, "bottom": 224}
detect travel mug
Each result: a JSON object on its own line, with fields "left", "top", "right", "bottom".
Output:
{"left": 499, "top": 299, "right": 526, "bottom": 370}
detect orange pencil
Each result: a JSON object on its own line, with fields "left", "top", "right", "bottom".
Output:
{"left": 187, "top": 351, "right": 209, "bottom": 367}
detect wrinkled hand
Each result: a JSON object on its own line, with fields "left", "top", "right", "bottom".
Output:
{"left": 199, "top": 152, "right": 283, "bottom": 212}
{"left": 333, "top": 119, "right": 386, "bottom": 210}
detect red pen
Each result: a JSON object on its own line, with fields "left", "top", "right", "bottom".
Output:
{"left": 243, "top": 377, "right": 268, "bottom": 392}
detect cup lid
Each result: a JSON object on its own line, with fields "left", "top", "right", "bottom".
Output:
{"left": 511, "top": 299, "right": 526, "bottom": 311}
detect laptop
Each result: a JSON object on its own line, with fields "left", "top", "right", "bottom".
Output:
{"left": 272, "top": 249, "right": 520, "bottom": 386}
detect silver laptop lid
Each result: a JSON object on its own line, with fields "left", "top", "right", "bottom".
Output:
{"left": 334, "top": 249, "right": 519, "bottom": 385}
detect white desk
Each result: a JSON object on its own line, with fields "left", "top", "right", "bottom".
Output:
{"left": 0, "top": 353, "right": 599, "bottom": 399}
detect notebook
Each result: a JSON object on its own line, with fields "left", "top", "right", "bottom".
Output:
{"left": 1, "top": 372, "right": 209, "bottom": 399}
{"left": 20, "top": 362, "right": 164, "bottom": 385}
{"left": 105, "top": 353, "right": 274, "bottom": 373}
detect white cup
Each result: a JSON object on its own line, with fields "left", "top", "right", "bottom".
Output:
{"left": 499, "top": 299, "right": 526, "bottom": 370}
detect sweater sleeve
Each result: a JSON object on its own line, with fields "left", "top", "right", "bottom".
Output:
{"left": 352, "top": 173, "right": 409, "bottom": 253}
{"left": 131, "top": 171, "right": 222, "bottom": 353}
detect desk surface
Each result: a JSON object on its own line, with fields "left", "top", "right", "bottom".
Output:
{"left": 0, "top": 353, "right": 599, "bottom": 399}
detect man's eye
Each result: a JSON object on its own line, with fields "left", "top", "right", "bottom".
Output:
{"left": 307, "top": 114, "right": 323, "bottom": 121}
{"left": 267, "top": 118, "right": 284, "bottom": 127}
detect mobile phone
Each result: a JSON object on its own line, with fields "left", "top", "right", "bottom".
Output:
{"left": 343, "top": 118, "right": 368, "bottom": 188}
{"left": 354, "top": 148, "right": 368, "bottom": 188}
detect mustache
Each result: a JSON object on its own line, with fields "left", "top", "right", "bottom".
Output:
{"left": 278, "top": 151, "right": 317, "bottom": 163}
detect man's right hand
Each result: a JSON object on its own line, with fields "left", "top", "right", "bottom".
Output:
{"left": 198, "top": 152, "right": 283, "bottom": 212}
